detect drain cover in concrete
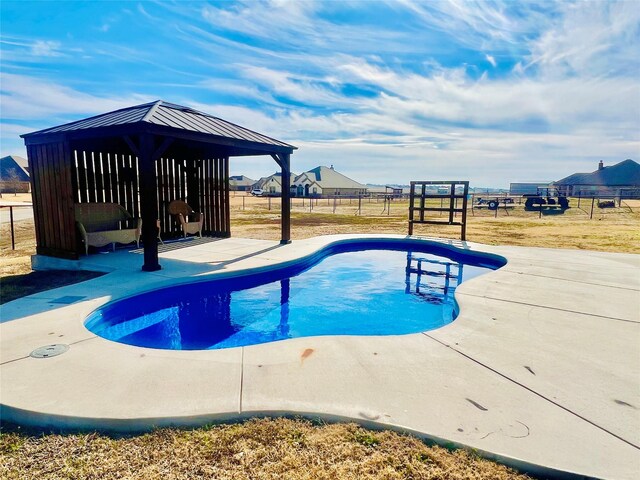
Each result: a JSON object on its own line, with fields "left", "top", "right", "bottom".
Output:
{"left": 50, "top": 295, "right": 86, "bottom": 304}
{"left": 30, "top": 344, "right": 69, "bottom": 358}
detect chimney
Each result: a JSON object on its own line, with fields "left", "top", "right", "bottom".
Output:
{"left": 598, "top": 160, "right": 604, "bottom": 170}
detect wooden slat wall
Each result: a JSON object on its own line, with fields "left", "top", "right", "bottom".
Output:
{"left": 154, "top": 155, "right": 229, "bottom": 239}
{"left": 72, "top": 149, "right": 140, "bottom": 223}
{"left": 27, "top": 142, "right": 78, "bottom": 259}
{"left": 31, "top": 144, "right": 232, "bottom": 259}
{"left": 182, "top": 156, "right": 230, "bottom": 238}
{"left": 212, "top": 158, "right": 219, "bottom": 233}
{"left": 223, "top": 156, "right": 231, "bottom": 234}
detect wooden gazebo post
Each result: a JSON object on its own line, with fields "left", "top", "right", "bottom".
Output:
{"left": 138, "top": 134, "right": 161, "bottom": 271}
{"left": 126, "top": 132, "right": 172, "bottom": 271}
{"left": 273, "top": 153, "right": 291, "bottom": 244}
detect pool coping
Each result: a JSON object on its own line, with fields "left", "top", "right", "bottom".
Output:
{"left": 1, "top": 234, "right": 639, "bottom": 479}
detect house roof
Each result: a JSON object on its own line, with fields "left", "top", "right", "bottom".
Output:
{"left": 294, "top": 166, "right": 366, "bottom": 190}
{"left": 555, "top": 159, "right": 640, "bottom": 186}
{"left": 21, "top": 100, "right": 296, "bottom": 153}
{"left": 254, "top": 172, "right": 297, "bottom": 189}
{"left": 229, "top": 175, "right": 255, "bottom": 186}
{"left": 0, "top": 155, "right": 30, "bottom": 182}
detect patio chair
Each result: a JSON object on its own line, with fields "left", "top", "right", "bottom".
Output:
{"left": 168, "top": 200, "right": 203, "bottom": 238}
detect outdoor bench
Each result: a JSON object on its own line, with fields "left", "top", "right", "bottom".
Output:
{"left": 74, "top": 202, "right": 141, "bottom": 255}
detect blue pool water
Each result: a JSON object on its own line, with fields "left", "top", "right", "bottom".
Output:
{"left": 85, "top": 240, "right": 505, "bottom": 350}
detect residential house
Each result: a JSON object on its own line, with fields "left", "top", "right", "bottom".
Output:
{"left": 0, "top": 155, "right": 30, "bottom": 193}
{"left": 229, "top": 175, "right": 255, "bottom": 192}
{"left": 554, "top": 159, "right": 640, "bottom": 198}
{"left": 252, "top": 172, "right": 298, "bottom": 195}
{"left": 292, "top": 165, "right": 367, "bottom": 197}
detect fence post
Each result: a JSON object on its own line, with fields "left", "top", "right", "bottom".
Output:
{"left": 9, "top": 206, "right": 15, "bottom": 250}
{"left": 268, "top": 196, "right": 272, "bottom": 211}
{"left": 494, "top": 197, "right": 498, "bottom": 218}
{"left": 243, "top": 196, "right": 245, "bottom": 210}
{"left": 333, "top": 197, "right": 337, "bottom": 213}
{"left": 358, "top": 195, "right": 362, "bottom": 215}
{"left": 590, "top": 197, "right": 595, "bottom": 219}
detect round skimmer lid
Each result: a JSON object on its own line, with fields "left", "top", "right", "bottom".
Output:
{"left": 30, "top": 344, "right": 69, "bottom": 358}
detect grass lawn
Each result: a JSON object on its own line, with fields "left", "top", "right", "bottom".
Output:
{"left": 2, "top": 193, "right": 638, "bottom": 479}
{"left": 0, "top": 418, "right": 529, "bottom": 480}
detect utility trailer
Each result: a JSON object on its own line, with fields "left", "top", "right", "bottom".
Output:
{"left": 474, "top": 197, "right": 515, "bottom": 210}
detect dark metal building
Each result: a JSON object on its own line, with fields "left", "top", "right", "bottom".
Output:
{"left": 21, "top": 100, "right": 296, "bottom": 271}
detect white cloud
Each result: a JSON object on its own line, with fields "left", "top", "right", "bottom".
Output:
{"left": 526, "top": 1, "right": 640, "bottom": 78}
{"left": 201, "top": 0, "right": 319, "bottom": 41}
{"left": 30, "top": 40, "right": 62, "bottom": 57}
{"left": 485, "top": 54, "right": 497, "bottom": 67}
{"left": 395, "top": 0, "right": 553, "bottom": 49}
{"left": 0, "top": 73, "right": 152, "bottom": 120}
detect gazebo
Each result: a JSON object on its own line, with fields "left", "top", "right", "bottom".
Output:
{"left": 21, "top": 100, "right": 296, "bottom": 271}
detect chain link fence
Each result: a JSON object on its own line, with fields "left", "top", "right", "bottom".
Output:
{"left": 230, "top": 192, "right": 638, "bottom": 221}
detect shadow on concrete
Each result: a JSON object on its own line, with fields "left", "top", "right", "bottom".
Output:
{"left": 1, "top": 238, "right": 285, "bottom": 323}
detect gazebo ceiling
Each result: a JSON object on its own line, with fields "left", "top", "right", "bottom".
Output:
{"left": 21, "top": 100, "right": 297, "bottom": 156}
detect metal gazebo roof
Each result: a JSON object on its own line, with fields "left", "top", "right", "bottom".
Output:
{"left": 22, "top": 100, "right": 296, "bottom": 154}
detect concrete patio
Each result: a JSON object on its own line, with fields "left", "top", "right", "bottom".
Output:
{"left": 1, "top": 235, "right": 639, "bottom": 479}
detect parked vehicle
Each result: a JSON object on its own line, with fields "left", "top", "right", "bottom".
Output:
{"left": 523, "top": 187, "right": 569, "bottom": 211}
{"left": 250, "top": 188, "right": 264, "bottom": 197}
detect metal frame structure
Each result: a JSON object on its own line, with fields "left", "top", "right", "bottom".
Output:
{"left": 408, "top": 180, "right": 469, "bottom": 240}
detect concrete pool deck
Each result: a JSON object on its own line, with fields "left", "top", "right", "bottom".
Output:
{"left": 1, "top": 234, "right": 639, "bottom": 479}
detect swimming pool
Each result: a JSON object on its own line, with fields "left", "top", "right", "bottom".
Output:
{"left": 85, "top": 240, "right": 505, "bottom": 350}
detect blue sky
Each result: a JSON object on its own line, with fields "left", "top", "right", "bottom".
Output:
{"left": 1, "top": 0, "right": 639, "bottom": 187}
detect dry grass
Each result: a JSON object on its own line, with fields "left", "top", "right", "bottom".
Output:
{"left": 0, "top": 270, "right": 104, "bottom": 305}
{"left": 1, "top": 218, "right": 36, "bottom": 278}
{"left": 0, "top": 200, "right": 103, "bottom": 303}
{"left": 230, "top": 195, "right": 640, "bottom": 253}
{"left": 0, "top": 418, "right": 529, "bottom": 480}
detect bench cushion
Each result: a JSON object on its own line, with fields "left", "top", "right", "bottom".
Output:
{"left": 74, "top": 203, "right": 141, "bottom": 254}
{"left": 74, "top": 203, "right": 131, "bottom": 233}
